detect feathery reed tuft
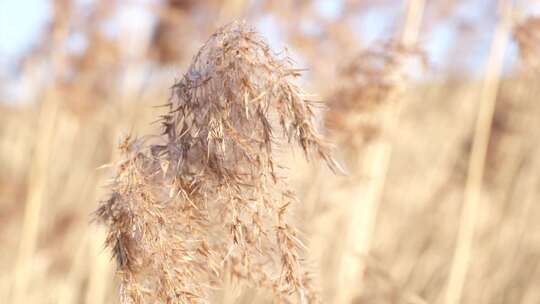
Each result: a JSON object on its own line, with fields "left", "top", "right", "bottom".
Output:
{"left": 325, "top": 41, "right": 425, "bottom": 160}
{"left": 514, "top": 16, "right": 540, "bottom": 74}
{"left": 95, "top": 21, "right": 337, "bottom": 303}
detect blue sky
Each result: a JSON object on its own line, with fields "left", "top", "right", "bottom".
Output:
{"left": 0, "top": 0, "right": 537, "bottom": 78}
{"left": 0, "top": 0, "right": 50, "bottom": 69}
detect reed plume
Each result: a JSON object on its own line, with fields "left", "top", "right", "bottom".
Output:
{"left": 514, "top": 16, "right": 540, "bottom": 70}
{"left": 95, "top": 21, "right": 338, "bottom": 303}
{"left": 326, "top": 41, "right": 424, "bottom": 163}
{"left": 325, "top": 39, "right": 425, "bottom": 303}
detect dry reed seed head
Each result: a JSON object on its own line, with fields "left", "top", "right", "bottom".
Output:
{"left": 514, "top": 16, "right": 540, "bottom": 71}
{"left": 164, "top": 21, "right": 341, "bottom": 174}
{"left": 96, "top": 21, "right": 337, "bottom": 303}
{"left": 325, "top": 41, "right": 426, "bottom": 153}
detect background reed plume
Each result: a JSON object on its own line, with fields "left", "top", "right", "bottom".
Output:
{"left": 95, "top": 21, "right": 337, "bottom": 303}
{"left": 325, "top": 41, "right": 425, "bottom": 163}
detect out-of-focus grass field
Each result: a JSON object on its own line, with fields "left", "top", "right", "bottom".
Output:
{"left": 1, "top": 0, "right": 540, "bottom": 303}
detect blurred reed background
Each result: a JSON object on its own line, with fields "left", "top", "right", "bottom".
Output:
{"left": 1, "top": 0, "right": 540, "bottom": 303}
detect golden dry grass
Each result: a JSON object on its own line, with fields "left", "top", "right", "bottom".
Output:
{"left": 2, "top": 1, "right": 540, "bottom": 303}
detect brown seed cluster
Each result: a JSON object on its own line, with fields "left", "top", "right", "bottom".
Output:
{"left": 325, "top": 41, "right": 425, "bottom": 159}
{"left": 95, "top": 21, "right": 337, "bottom": 303}
{"left": 514, "top": 16, "right": 540, "bottom": 70}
